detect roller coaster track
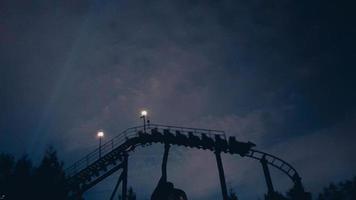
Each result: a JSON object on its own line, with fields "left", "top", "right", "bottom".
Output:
{"left": 65, "top": 124, "right": 307, "bottom": 199}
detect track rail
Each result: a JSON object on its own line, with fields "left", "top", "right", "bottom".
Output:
{"left": 65, "top": 124, "right": 225, "bottom": 177}
{"left": 246, "top": 150, "right": 300, "bottom": 182}
{"left": 65, "top": 124, "right": 303, "bottom": 196}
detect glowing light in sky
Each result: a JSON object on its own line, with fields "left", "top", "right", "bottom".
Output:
{"left": 141, "top": 110, "right": 147, "bottom": 117}
{"left": 97, "top": 130, "right": 104, "bottom": 138}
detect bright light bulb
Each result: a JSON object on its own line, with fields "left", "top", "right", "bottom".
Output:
{"left": 97, "top": 131, "right": 104, "bottom": 138}
{"left": 141, "top": 110, "right": 147, "bottom": 117}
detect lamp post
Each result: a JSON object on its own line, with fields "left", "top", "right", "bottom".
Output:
{"left": 97, "top": 130, "right": 104, "bottom": 158}
{"left": 140, "top": 110, "right": 148, "bottom": 132}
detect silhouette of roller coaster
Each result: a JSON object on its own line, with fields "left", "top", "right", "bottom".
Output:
{"left": 65, "top": 124, "right": 311, "bottom": 200}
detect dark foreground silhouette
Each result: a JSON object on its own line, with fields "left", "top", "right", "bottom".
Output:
{"left": 151, "top": 144, "right": 188, "bottom": 200}
{"left": 0, "top": 148, "right": 355, "bottom": 200}
{"left": 0, "top": 147, "right": 67, "bottom": 200}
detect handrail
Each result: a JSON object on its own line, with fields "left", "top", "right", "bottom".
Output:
{"left": 65, "top": 124, "right": 226, "bottom": 177}
{"left": 65, "top": 124, "right": 304, "bottom": 196}
{"left": 148, "top": 123, "right": 225, "bottom": 134}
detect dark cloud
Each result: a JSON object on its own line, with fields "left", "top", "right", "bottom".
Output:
{"left": 1, "top": 0, "right": 356, "bottom": 199}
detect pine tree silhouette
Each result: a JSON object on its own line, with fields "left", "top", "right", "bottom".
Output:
{"left": 0, "top": 147, "right": 68, "bottom": 200}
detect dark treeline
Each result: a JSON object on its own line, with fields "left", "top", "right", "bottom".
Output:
{"left": 0, "top": 147, "right": 67, "bottom": 200}
{"left": 254, "top": 177, "right": 356, "bottom": 200}
{"left": 0, "top": 149, "right": 355, "bottom": 200}
{"left": 316, "top": 177, "right": 356, "bottom": 200}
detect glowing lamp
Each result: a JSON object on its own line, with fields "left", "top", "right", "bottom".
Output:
{"left": 97, "top": 131, "right": 104, "bottom": 138}
{"left": 141, "top": 110, "right": 148, "bottom": 117}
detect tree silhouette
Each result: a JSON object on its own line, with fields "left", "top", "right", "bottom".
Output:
{"left": 0, "top": 154, "right": 15, "bottom": 199}
{"left": 34, "top": 147, "right": 67, "bottom": 200}
{"left": 118, "top": 186, "right": 136, "bottom": 200}
{"left": 228, "top": 188, "right": 239, "bottom": 200}
{"left": 128, "top": 187, "right": 137, "bottom": 200}
{"left": 11, "top": 155, "right": 33, "bottom": 199}
{"left": 317, "top": 177, "right": 356, "bottom": 200}
{"left": 1, "top": 148, "right": 356, "bottom": 200}
{"left": 0, "top": 147, "right": 68, "bottom": 200}
{"left": 264, "top": 191, "right": 288, "bottom": 200}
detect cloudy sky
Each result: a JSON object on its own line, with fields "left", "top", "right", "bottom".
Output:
{"left": 1, "top": 0, "right": 355, "bottom": 199}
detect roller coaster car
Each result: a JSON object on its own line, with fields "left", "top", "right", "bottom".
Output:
{"left": 175, "top": 131, "right": 189, "bottom": 146}
{"left": 188, "top": 132, "right": 201, "bottom": 148}
{"left": 163, "top": 129, "right": 175, "bottom": 143}
{"left": 138, "top": 130, "right": 150, "bottom": 144}
{"left": 228, "top": 136, "right": 256, "bottom": 156}
{"left": 214, "top": 135, "right": 228, "bottom": 152}
{"left": 201, "top": 134, "right": 214, "bottom": 150}
{"left": 125, "top": 137, "right": 135, "bottom": 146}
{"left": 151, "top": 128, "right": 163, "bottom": 143}
{"left": 138, "top": 130, "right": 144, "bottom": 137}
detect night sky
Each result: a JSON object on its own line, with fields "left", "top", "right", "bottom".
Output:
{"left": 1, "top": 0, "right": 356, "bottom": 199}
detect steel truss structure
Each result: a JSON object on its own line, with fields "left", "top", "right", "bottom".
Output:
{"left": 65, "top": 124, "right": 311, "bottom": 200}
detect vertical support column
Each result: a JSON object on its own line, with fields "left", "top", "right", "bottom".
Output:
{"left": 162, "top": 144, "right": 170, "bottom": 182}
{"left": 260, "top": 156, "right": 275, "bottom": 197}
{"left": 293, "top": 174, "right": 304, "bottom": 193}
{"left": 110, "top": 173, "right": 123, "bottom": 200}
{"left": 122, "top": 153, "right": 128, "bottom": 200}
{"left": 291, "top": 174, "right": 311, "bottom": 200}
{"left": 142, "top": 115, "right": 146, "bottom": 133}
{"left": 215, "top": 151, "right": 228, "bottom": 200}
{"left": 99, "top": 137, "right": 102, "bottom": 158}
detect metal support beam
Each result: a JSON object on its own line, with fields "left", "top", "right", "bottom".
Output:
{"left": 78, "top": 162, "right": 125, "bottom": 193}
{"left": 260, "top": 156, "right": 275, "bottom": 197}
{"left": 110, "top": 173, "right": 123, "bottom": 200}
{"left": 162, "top": 144, "right": 170, "bottom": 182}
{"left": 215, "top": 151, "right": 228, "bottom": 200}
{"left": 122, "top": 153, "right": 128, "bottom": 200}
{"left": 293, "top": 174, "right": 304, "bottom": 193}
{"left": 292, "top": 174, "right": 312, "bottom": 200}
